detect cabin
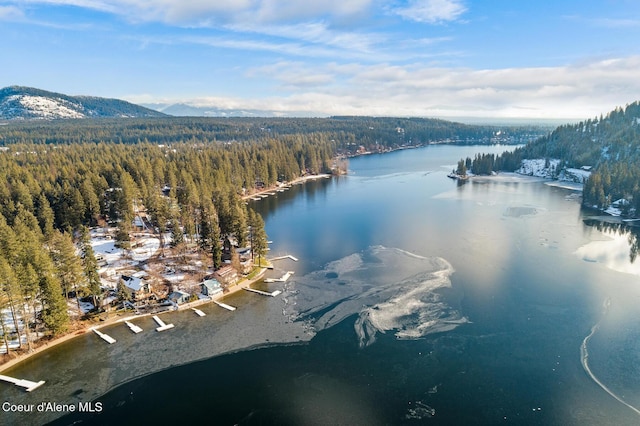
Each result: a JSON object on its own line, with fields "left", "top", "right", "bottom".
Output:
{"left": 214, "top": 265, "right": 239, "bottom": 287}
{"left": 120, "top": 275, "right": 151, "bottom": 300}
{"left": 200, "top": 279, "right": 223, "bottom": 297}
{"left": 236, "top": 247, "right": 253, "bottom": 274}
{"left": 167, "top": 290, "right": 190, "bottom": 305}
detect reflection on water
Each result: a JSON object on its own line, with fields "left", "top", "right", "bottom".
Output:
{"left": 577, "top": 219, "right": 640, "bottom": 274}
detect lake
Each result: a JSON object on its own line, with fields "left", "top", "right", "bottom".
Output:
{"left": 3, "top": 144, "right": 640, "bottom": 425}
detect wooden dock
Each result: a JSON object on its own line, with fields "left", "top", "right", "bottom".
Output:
{"left": 0, "top": 374, "right": 46, "bottom": 392}
{"left": 244, "top": 287, "right": 282, "bottom": 297}
{"left": 192, "top": 308, "right": 206, "bottom": 317}
{"left": 269, "top": 255, "right": 299, "bottom": 262}
{"left": 124, "top": 321, "right": 143, "bottom": 334}
{"left": 213, "top": 301, "right": 237, "bottom": 311}
{"left": 92, "top": 328, "right": 116, "bottom": 344}
{"left": 153, "top": 315, "right": 174, "bottom": 331}
{"left": 264, "top": 271, "right": 294, "bottom": 283}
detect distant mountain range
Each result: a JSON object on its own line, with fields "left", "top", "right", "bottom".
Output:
{"left": 0, "top": 86, "right": 167, "bottom": 120}
{"left": 144, "top": 102, "right": 318, "bottom": 118}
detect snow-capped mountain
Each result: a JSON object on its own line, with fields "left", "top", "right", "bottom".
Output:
{"left": 0, "top": 86, "right": 167, "bottom": 120}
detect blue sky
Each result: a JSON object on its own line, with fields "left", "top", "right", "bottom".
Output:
{"left": 1, "top": 0, "right": 640, "bottom": 119}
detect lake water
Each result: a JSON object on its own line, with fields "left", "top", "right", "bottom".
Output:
{"left": 3, "top": 145, "right": 640, "bottom": 425}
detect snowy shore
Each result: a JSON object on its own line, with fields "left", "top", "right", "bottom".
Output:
{"left": 0, "top": 267, "right": 267, "bottom": 373}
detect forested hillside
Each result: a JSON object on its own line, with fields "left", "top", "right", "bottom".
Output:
{"left": 460, "top": 102, "right": 640, "bottom": 215}
{"left": 0, "top": 86, "right": 166, "bottom": 120}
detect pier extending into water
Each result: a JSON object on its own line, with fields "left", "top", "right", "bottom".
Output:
{"left": 153, "top": 315, "right": 174, "bottom": 331}
{"left": 264, "top": 271, "right": 294, "bottom": 283}
{"left": 92, "top": 328, "right": 116, "bottom": 344}
{"left": 243, "top": 287, "right": 282, "bottom": 297}
{"left": 0, "top": 374, "right": 46, "bottom": 392}
{"left": 269, "top": 254, "right": 298, "bottom": 262}
{"left": 124, "top": 321, "right": 143, "bottom": 334}
{"left": 213, "top": 301, "right": 237, "bottom": 311}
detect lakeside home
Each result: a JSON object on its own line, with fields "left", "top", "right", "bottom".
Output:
{"left": 121, "top": 275, "right": 152, "bottom": 300}
{"left": 214, "top": 266, "right": 239, "bottom": 287}
{"left": 201, "top": 279, "right": 223, "bottom": 297}
{"left": 167, "top": 290, "right": 191, "bottom": 305}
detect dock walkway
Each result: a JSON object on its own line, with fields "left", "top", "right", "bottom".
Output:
{"left": 0, "top": 374, "right": 45, "bottom": 392}
{"left": 269, "top": 255, "right": 298, "bottom": 262}
{"left": 124, "top": 321, "right": 143, "bottom": 334}
{"left": 264, "top": 271, "right": 294, "bottom": 283}
{"left": 213, "top": 301, "right": 237, "bottom": 311}
{"left": 153, "top": 315, "right": 174, "bottom": 331}
{"left": 92, "top": 328, "right": 116, "bottom": 344}
{"left": 243, "top": 287, "right": 282, "bottom": 297}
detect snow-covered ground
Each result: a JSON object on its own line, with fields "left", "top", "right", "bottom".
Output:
{"left": 0, "top": 306, "right": 30, "bottom": 354}
{"left": 0, "top": 94, "right": 86, "bottom": 119}
{"left": 91, "top": 228, "right": 160, "bottom": 290}
{"left": 517, "top": 158, "right": 591, "bottom": 185}
{"left": 517, "top": 159, "right": 561, "bottom": 179}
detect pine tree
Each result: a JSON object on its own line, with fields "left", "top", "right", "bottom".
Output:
{"left": 79, "top": 226, "right": 102, "bottom": 310}
{"left": 248, "top": 209, "right": 268, "bottom": 266}
{"left": 49, "top": 231, "right": 85, "bottom": 310}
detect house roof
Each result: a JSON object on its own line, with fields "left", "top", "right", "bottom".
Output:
{"left": 201, "top": 279, "right": 221, "bottom": 290}
{"left": 216, "top": 266, "right": 237, "bottom": 277}
{"left": 168, "top": 290, "right": 190, "bottom": 301}
{"left": 121, "top": 275, "right": 144, "bottom": 291}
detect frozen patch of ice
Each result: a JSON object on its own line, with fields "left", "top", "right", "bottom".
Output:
{"left": 284, "top": 246, "right": 467, "bottom": 347}
{"left": 405, "top": 401, "right": 436, "bottom": 419}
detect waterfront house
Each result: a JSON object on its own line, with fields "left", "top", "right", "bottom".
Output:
{"left": 200, "top": 279, "right": 223, "bottom": 297}
{"left": 167, "top": 290, "right": 190, "bottom": 305}
{"left": 121, "top": 275, "right": 151, "bottom": 300}
{"left": 214, "top": 265, "right": 239, "bottom": 287}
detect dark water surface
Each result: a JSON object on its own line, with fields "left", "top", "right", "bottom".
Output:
{"left": 3, "top": 145, "right": 640, "bottom": 425}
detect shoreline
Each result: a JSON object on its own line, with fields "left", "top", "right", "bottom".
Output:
{"left": 242, "top": 173, "right": 332, "bottom": 201}
{"left": 0, "top": 268, "right": 267, "bottom": 373}
{"left": 1, "top": 170, "right": 324, "bottom": 374}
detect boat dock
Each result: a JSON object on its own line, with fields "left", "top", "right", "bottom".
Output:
{"left": 243, "top": 287, "right": 282, "bottom": 297}
{"left": 124, "top": 321, "right": 143, "bottom": 334}
{"left": 264, "top": 271, "right": 294, "bottom": 283}
{"left": 269, "top": 255, "right": 299, "bottom": 262}
{"left": 153, "top": 315, "right": 174, "bottom": 331}
{"left": 192, "top": 308, "right": 206, "bottom": 317}
{"left": 0, "top": 374, "right": 46, "bottom": 392}
{"left": 213, "top": 301, "right": 237, "bottom": 311}
{"left": 92, "top": 328, "right": 116, "bottom": 344}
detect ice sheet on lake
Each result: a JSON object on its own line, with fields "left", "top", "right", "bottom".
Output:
{"left": 283, "top": 246, "right": 468, "bottom": 347}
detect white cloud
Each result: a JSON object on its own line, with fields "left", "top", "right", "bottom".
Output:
{"left": 128, "top": 56, "right": 640, "bottom": 119}
{"left": 14, "top": 0, "right": 374, "bottom": 25}
{"left": 393, "top": 0, "right": 467, "bottom": 24}
{"left": 0, "top": 5, "right": 25, "bottom": 20}
{"left": 225, "top": 21, "right": 384, "bottom": 54}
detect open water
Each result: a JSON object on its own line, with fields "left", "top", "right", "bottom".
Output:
{"left": 2, "top": 144, "right": 640, "bottom": 425}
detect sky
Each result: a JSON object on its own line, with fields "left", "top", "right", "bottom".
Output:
{"left": 1, "top": 0, "right": 640, "bottom": 120}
